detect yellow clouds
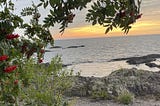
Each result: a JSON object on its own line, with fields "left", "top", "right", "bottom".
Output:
{"left": 53, "top": 25, "right": 106, "bottom": 39}
{"left": 53, "top": 19, "right": 160, "bottom": 40}
{"left": 68, "top": 25, "right": 106, "bottom": 35}
{"left": 128, "top": 20, "right": 160, "bottom": 35}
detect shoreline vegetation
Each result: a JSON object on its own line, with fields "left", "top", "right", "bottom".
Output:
{"left": 63, "top": 54, "right": 160, "bottom": 105}
{"left": 66, "top": 68, "right": 160, "bottom": 106}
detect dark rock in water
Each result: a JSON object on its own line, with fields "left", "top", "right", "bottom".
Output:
{"left": 62, "top": 64, "right": 72, "bottom": 67}
{"left": 66, "top": 45, "right": 85, "bottom": 49}
{"left": 66, "top": 68, "right": 160, "bottom": 99}
{"left": 50, "top": 46, "right": 62, "bottom": 49}
{"left": 42, "top": 63, "right": 72, "bottom": 68}
{"left": 45, "top": 50, "right": 52, "bottom": 52}
{"left": 127, "top": 57, "right": 156, "bottom": 65}
{"left": 145, "top": 63, "right": 160, "bottom": 68}
{"left": 111, "top": 54, "right": 160, "bottom": 65}
{"left": 50, "top": 45, "right": 85, "bottom": 49}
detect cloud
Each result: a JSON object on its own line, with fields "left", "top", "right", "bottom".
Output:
{"left": 53, "top": 19, "right": 160, "bottom": 40}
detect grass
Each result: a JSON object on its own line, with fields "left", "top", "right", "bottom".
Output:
{"left": 117, "top": 91, "right": 134, "bottom": 105}
{"left": 91, "top": 90, "right": 110, "bottom": 100}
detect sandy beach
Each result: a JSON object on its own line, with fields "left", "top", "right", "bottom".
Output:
{"left": 68, "top": 59, "right": 160, "bottom": 77}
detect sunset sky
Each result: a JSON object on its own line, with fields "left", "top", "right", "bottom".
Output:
{"left": 14, "top": 0, "right": 160, "bottom": 40}
{"left": 52, "top": 0, "right": 160, "bottom": 39}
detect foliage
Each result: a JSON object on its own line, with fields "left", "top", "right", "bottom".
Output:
{"left": 39, "top": 0, "right": 92, "bottom": 33}
{"left": 0, "top": 0, "right": 142, "bottom": 105}
{"left": 19, "top": 57, "right": 72, "bottom": 106}
{"left": 91, "top": 90, "right": 109, "bottom": 100}
{"left": 38, "top": 0, "right": 142, "bottom": 34}
{"left": 117, "top": 91, "right": 134, "bottom": 105}
{"left": 0, "top": 56, "right": 72, "bottom": 105}
{"left": 86, "top": 0, "right": 142, "bottom": 34}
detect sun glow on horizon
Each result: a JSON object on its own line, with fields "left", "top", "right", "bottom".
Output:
{"left": 53, "top": 19, "right": 160, "bottom": 40}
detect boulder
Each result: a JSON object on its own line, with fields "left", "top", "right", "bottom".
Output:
{"left": 50, "top": 46, "right": 62, "bottom": 49}
{"left": 66, "top": 45, "right": 85, "bottom": 49}
{"left": 66, "top": 68, "right": 160, "bottom": 98}
{"left": 145, "top": 62, "right": 160, "bottom": 68}
{"left": 110, "top": 54, "right": 160, "bottom": 65}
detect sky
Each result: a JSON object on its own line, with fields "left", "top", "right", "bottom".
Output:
{"left": 14, "top": 0, "right": 160, "bottom": 40}
{"left": 52, "top": 0, "right": 160, "bottom": 40}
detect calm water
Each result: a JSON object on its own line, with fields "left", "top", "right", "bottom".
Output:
{"left": 44, "top": 35, "right": 160, "bottom": 77}
{"left": 45, "top": 35, "right": 160, "bottom": 65}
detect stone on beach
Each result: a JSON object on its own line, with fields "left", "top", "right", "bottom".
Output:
{"left": 111, "top": 54, "right": 160, "bottom": 65}
{"left": 66, "top": 68, "right": 160, "bottom": 99}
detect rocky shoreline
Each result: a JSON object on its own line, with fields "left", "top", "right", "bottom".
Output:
{"left": 63, "top": 54, "right": 160, "bottom": 69}
{"left": 66, "top": 68, "right": 160, "bottom": 105}
{"left": 111, "top": 54, "right": 160, "bottom": 68}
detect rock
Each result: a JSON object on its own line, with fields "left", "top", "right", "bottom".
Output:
{"left": 127, "top": 57, "right": 156, "bottom": 65}
{"left": 66, "top": 45, "right": 85, "bottom": 49}
{"left": 50, "top": 46, "right": 62, "bottom": 49}
{"left": 110, "top": 54, "right": 160, "bottom": 65}
{"left": 44, "top": 50, "right": 52, "bottom": 52}
{"left": 66, "top": 68, "right": 160, "bottom": 99}
{"left": 62, "top": 64, "right": 72, "bottom": 67}
{"left": 145, "top": 63, "right": 160, "bottom": 68}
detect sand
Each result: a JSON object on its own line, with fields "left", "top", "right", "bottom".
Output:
{"left": 68, "top": 60, "right": 160, "bottom": 77}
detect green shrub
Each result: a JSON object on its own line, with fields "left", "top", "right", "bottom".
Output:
{"left": 117, "top": 91, "right": 134, "bottom": 105}
{"left": 91, "top": 90, "right": 109, "bottom": 100}
{"left": 18, "top": 56, "right": 72, "bottom": 106}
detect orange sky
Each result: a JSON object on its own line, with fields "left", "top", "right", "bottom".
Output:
{"left": 52, "top": 0, "right": 160, "bottom": 40}
{"left": 53, "top": 19, "right": 160, "bottom": 39}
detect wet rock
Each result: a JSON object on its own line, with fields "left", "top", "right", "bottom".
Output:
{"left": 62, "top": 64, "right": 72, "bottom": 67}
{"left": 127, "top": 57, "right": 155, "bottom": 65}
{"left": 50, "top": 46, "right": 62, "bottom": 49}
{"left": 45, "top": 50, "right": 52, "bottom": 52}
{"left": 66, "top": 45, "right": 85, "bottom": 49}
{"left": 111, "top": 54, "right": 160, "bottom": 65}
{"left": 145, "top": 63, "right": 160, "bottom": 68}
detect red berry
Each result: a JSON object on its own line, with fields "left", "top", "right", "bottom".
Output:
{"left": 6, "top": 34, "right": 19, "bottom": 40}
{"left": 0, "top": 55, "right": 8, "bottom": 61}
{"left": 4, "top": 65, "right": 17, "bottom": 73}
{"left": 38, "top": 59, "right": 43, "bottom": 63}
{"left": 14, "top": 80, "right": 18, "bottom": 85}
{"left": 119, "top": 11, "right": 126, "bottom": 18}
{"left": 67, "top": 13, "right": 75, "bottom": 23}
{"left": 40, "top": 49, "right": 45, "bottom": 53}
{"left": 136, "top": 13, "right": 142, "bottom": 19}
{"left": 130, "top": 12, "right": 134, "bottom": 16}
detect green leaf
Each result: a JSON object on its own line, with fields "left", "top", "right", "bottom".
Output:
{"left": 44, "top": 1, "right": 49, "bottom": 8}
{"left": 104, "top": 19, "right": 111, "bottom": 23}
{"left": 37, "top": 3, "right": 43, "bottom": 7}
{"left": 110, "top": 25, "right": 113, "bottom": 31}
{"left": 49, "top": 0, "right": 60, "bottom": 8}
{"left": 112, "top": 23, "right": 117, "bottom": 28}
{"left": 105, "top": 27, "right": 110, "bottom": 34}
{"left": 98, "top": 18, "right": 103, "bottom": 25}
{"left": 40, "top": 0, "right": 44, "bottom": 2}
{"left": 50, "top": 10, "right": 55, "bottom": 16}
{"left": 88, "top": 9, "right": 94, "bottom": 13}
{"left": 92, "top": 20, "right": 97, "bottom": 25}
